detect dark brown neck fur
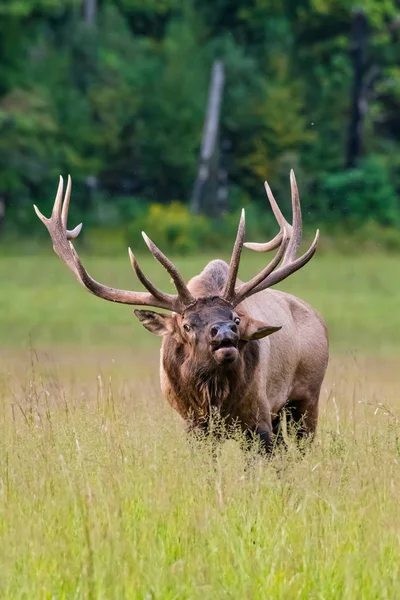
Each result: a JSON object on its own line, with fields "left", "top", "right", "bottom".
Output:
{"left": 162, "top": 335, "right": 260, "bottom": 427}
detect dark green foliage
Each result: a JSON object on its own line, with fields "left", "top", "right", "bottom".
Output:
{"left": 0, "top": 0, "right": 399, "bottom": 241}
{"left": 320, "top": 155, "right": 399, "bottom": 226}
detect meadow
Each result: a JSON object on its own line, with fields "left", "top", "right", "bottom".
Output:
{"left": 1, "top": 249, "right": 400, "bottom": 598}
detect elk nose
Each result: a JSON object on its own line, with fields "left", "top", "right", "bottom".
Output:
{"left": 210, "top": 323, "right": 238, "bottom": 340}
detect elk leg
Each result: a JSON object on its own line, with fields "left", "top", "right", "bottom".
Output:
{"left": 283, "top": 398, "right": 319, "bottom": 440}
{"left": 257, "top": 429, "right": 274, "bottom": 453}
{"left": 290, "top": 398, "right": 318, "bottom": 440}
{"left": 245, "top": 427, "right": 273, "bottom": 454}
{"left": 271, "top": 398, "right": 319, "bottom": 444}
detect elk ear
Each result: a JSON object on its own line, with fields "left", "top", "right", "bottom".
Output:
{"left": 239, "top": 315, "right": 281, "bottom": 341}
{"left": 134, "top": 310, "right": 176, "bottom": 336}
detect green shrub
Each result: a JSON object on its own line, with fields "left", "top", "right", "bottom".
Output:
{"left": 125, "top": 202, "right": 216, "bottom": 255}
{"left": 123, "top": 200, "right": 285, "bottom": 255}
{"left": 320, "top": 155, "right": 399, "bottom": 227}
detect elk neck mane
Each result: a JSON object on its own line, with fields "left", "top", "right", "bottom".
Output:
{"left": 162, "top": 334, "right": 260, "bottom": 422}
{"left": 162, "top": 259, "right": 260, "bottom": 422}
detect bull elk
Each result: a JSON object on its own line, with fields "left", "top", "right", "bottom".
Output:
{"left": 34, "top": 171, "right": 328, "bottom": 451}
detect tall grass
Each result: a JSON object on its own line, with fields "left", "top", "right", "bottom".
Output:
{"left": 0, "top": 351, "right": 399, "bottom": 598}
{"left": 0, "top": 252, "right": 400, "bottom": 597}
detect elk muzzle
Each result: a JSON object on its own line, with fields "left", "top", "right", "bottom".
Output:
{"left": 210, "top": 322, "right": 239, "bottom": 365}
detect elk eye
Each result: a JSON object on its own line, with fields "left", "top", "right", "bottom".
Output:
{"left": 183, "top": 324, "right": 191, "bottom": 332}
{"left": 234, "top": 317, "right": 241, "bottom": 325}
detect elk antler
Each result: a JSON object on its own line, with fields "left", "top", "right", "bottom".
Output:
{"left": 223, "top": 170, "right": 319, "bottom": 307}
{"left": 34, "top": 176, "right": 194, "bottom": 313}
{"left": 222, "top": 209, "right": 245, "bottom": 302}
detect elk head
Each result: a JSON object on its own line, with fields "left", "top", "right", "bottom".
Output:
{"left": 134, "top": 297, "right": 281, "bottom": 369}
{"left": 34, "top": 171, "right": 318, "bottom": 373}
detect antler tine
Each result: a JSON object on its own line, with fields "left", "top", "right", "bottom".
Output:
{"left": 222, "top": 209, "right": 245, "bottom": 302}
{"left": 243, "top": 179, "right": 291, "bottom": 253}
{"left": 228, "top": 171, "right": 319, "bottom": 305}
{"left": 250, "top": 230, "right": 319, "bottom": 294}
{"left": 34, "top": 176, "right": 184, "bottom": 312}
{"left": 33, "top": 204, "right": 49, "bottom": 226}
{"left": 60, "top": 174, "right": 83, "bottom": 239}
{"left": 51, "top": 176, "right": 64, "bottom": 219}
{"left": 264, "top": 179, "right": 289, "bottom": 231}
{"left": 243, "top": 232, "right": 281, "bottom": 253}
{"left": 141, "top": 232, "right": 195, "bottom": 306}
{"left": 232, "top": 228, "right": 290, "bottom": 307}
{"left": 128, "top": 248, "right": 175, "bottom": 306}
{"left": 61, "top": 174, "right": 71, "bottom": 228}
{"left": 282, "top": 169, "right": 302, "bottom": 266}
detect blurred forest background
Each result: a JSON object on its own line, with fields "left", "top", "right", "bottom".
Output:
{"left": 1, "top": 0, "right": 400, "bottom": 253}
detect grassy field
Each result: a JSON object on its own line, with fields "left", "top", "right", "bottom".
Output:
{"left": 1, "top": 250, "right": 400, "bottom": 598}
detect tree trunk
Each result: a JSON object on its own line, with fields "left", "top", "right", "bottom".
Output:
{"left": 215, "top": 138, "right": 230, "bottom": 216}
{"left": 83, "top": 0, "right": 97, "bottom": 28}
{"left": 190, "top": 61, "right": 225, "bottom": 216}
{"left": 0, "top": 196, "right": 5, "bottom": 234}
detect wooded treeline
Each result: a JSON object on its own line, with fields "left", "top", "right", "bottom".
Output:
{"left": 1, "top": 0, "right": 400, "bottom": 239}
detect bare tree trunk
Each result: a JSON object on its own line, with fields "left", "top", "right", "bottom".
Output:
{"left": 346, "top": 9, "right": 368, "bottom": 169}
{"left": 0, "top": 196, "right": 5, "bottom": 234}
{"left": 215, "top": 138, "right": 230, "bottom": 216}
{"left": 191, "top": 61, "right": 225, "bottom": 216}
{"left": 83, "top": 0, "right": 97, "bottom": 28}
